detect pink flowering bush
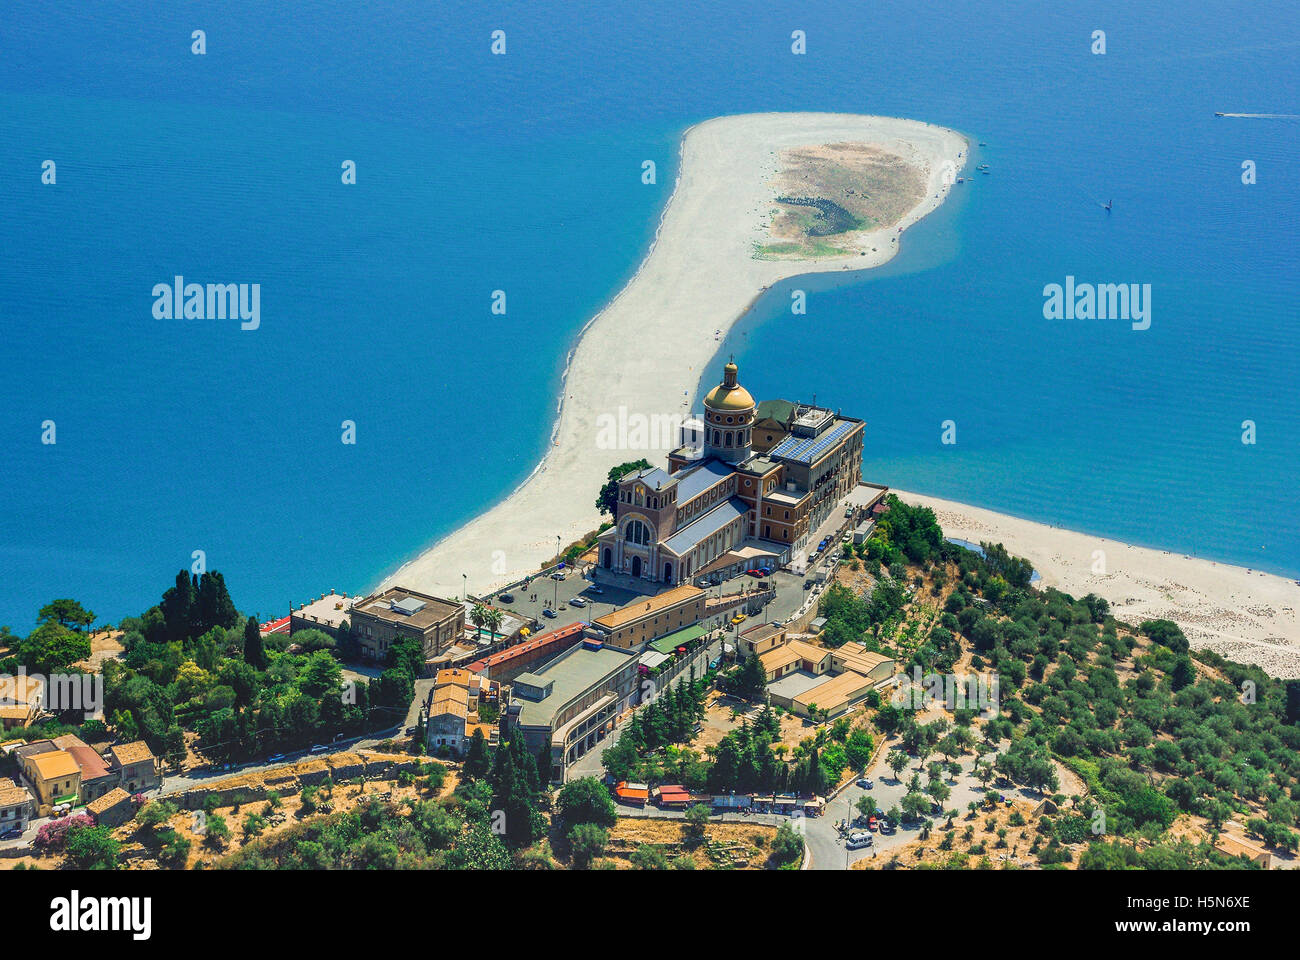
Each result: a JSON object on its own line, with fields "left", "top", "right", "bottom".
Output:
{"left": 34, "top": 813, "right": 94, "bottom": 850}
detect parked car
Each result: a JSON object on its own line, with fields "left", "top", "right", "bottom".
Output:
{"left": 267, "top": 753, "right": 286, "bottom": 764}
{"left": 498, "top": 592, "right": 514, "bottom": 603}
{"left": 550, "top": 571, "right": 566, "bottom": 580}
{"left": 0, "top": 827, "right": 22, "bottom": 841}
{"left": 846, "top": 833, "right": 873, "bottom": 850}
{"left": 730, "top": 613, "right": 747, "bottom": 625}
{"left": 867, "top": 816, "right": 879, "bottom": 832}
{"left": 542, "top": 608, "right": 558, "bottom": 619}
{"left": 878, "top": 820, "right": 895, "bottom": 834}
{"left": 586, "top": 585, "right": 604, "bottom": 594}
{"left": 569, "top": 596, "right": 588, "bottom": 607}
{"left": 708, "top": 658, "right": 720, "bottom": 670}
{"left": 746, "top": 568, "right": 762, "bottom": 577}
{"left": 844, "top": 506, "right": 854, "bottom": 517}
{"left": 857, "top": 777, "right": 873, "bottom": 789}
{"left": 803, "top": 579, "right": 814, "bottom": 590}
{"left": 807, "top": 553, "right": 818, "bottom": 563}
{"left": 309, "top": 744, "right": 328, "bottom": 754}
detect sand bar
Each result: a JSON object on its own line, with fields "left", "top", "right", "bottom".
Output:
{"left": 378, "top": 111, "right": 1299, "bottom": 676}
{"left": 379, "top": 112, "right": 966, "bottom": 596}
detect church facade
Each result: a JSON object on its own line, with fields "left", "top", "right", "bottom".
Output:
{"left": 596, "top": 362, "right": 864, "bottom": 586}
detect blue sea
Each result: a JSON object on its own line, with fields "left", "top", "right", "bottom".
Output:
{"left": 2, "top": 1, "right": 1297, "bottom": 630}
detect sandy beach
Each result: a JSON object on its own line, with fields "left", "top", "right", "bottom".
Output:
{"left": 379, "top": 112, "right": 966, "bottom": 596}
{"left": 377, "top": 110, "right": 1299, "bottom": 677}
{"left": 895, "top": 490, "right": 1300, "bottom": 677}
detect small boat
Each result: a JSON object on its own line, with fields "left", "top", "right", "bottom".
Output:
{"left": 1214, "top": 112, "right": 1225, "bottom": 117}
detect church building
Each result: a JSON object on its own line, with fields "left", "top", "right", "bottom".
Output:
{"left": 596, "top": 362, "right": 864, "bottom": 586}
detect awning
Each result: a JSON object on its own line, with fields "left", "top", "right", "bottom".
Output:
{"left": 648, "top": 623, "right": 708, "bottom": 654}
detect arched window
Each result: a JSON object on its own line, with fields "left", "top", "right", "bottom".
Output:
{"left": 625, "top": 519, "right": 653, "bottom": 546}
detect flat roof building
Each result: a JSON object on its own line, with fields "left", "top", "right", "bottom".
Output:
{"left": 349, "top": 586, "right": 466, "bottom": 666}
{"left": 290, "top": 590, "right": 356, "bottom": 638}
{"left": 507, "top": 640, "right": 641, "bottom": 782}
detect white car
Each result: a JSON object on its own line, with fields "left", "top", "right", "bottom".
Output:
{"left": 846, "top": 833, "right": 873, "bottom": 850}
{"left": 570, "top": 597, "right": 588, "bottom": 607}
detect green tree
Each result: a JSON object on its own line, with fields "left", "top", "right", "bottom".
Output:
{"left": 64, "top": 824, "right": 119, "bottom": 870}
{"left": 556, "top": 777, "right": 617, "bottom": 828}
{"left": 38, "top": 598, "right": 96, "bottom": 632}
{"left": 567, "top": 822, "right": 609, "bottom": 868}
{"left": 243, "top": 615, "right": 266, "bottom": 668}
{"left": 596, "top": 459, "right": 652, "bottom": 516}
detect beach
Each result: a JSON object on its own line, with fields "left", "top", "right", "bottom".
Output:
{"left": 896, "top": 490, "right": 1300, "bottom": 678}
{"left": 377, "top": 110, "right": 1300, "bottom": 677}
{"left": 379, "top": 112, "right": 966, "bottom": 596}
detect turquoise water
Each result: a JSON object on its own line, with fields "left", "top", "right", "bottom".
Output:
{"left": 2, "top": 1, "right": 1297, "bottom": 629}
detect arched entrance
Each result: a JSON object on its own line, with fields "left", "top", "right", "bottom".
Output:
{"left": 663, "top": 561, "right": 673, "bottom": 582}
{"left": 602, "top": 547, "right": 612, "bottom": 568}
{"left": 631, "top": 555, "right": 642, "bottom": 578}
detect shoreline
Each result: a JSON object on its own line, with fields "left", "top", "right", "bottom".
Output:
{"left": 895, "top": 489, "right": 1300, "bottom": 678}
{"left": 374, "top": 110, "right": 1299, "bottom": 676}
{"left": 377, "top": 111, "right": 968, "bottom": 598}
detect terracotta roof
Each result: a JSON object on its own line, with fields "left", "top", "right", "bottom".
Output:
{"left": 593, "top": 585, "right": 703, "bottom": 630}
{"left": 0, "top": 777, "right": 31, "bottom": 808}
{"left": 785, "top": 639, "right": 832, "bottom": 664}
{"left": 54, "top": 739, "right": 113, "bottom": 781}
{"left": 759, "top": 646, "right": 801, "bottom": 673}
{"left": 108, "top": 741, "right": 155, "bottom": 767}
{"left": 87, "top": 787, "right": 131, "bottom": 815}
{"left": 434, "top": 668, "right": 472, "bottom": 689}
{"left": 0, "top": 674, "right": 42, "bottom": 705}
{"left": 28, "top": 750, "right": 81, "bottom": 781}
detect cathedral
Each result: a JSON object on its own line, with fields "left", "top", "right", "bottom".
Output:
{"left": 596, "top": 362, "right": 864, "bottom": 585}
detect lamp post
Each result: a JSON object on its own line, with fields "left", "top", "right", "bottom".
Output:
{"left": 462, "top": 573, "right": 467, "bottom": 602}
{"left": 553, "top": 535, "right": 561, "bottom": 612}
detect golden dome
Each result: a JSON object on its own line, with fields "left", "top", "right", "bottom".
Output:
{"left": 703, "top": 361, "right": 755, "bottom": 411}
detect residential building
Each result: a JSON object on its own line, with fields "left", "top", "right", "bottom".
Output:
{"left": 587, "top": 584, "right": 705, "bottom": 650}
{"left": 53, "top": 735, "right": 116, "bottom": 803}
{"left": 289, "top": 589, "right": 356, "bottom": 639}
{"left": 0, "top": 778, "right": 35, "bottom": 832}
{"left": 0, "top": 673, "right": 43, "bottom": 730}
{"left": 107, "top": 741, "right": 159, "bottom": 794}
{"left": 87, "top": 787, "right": 135, "bottom": 828}
{"left": 737, "top": 622, "right": 787, "bottom": 658}
{"left": 348, "top": 586, "right": 465, "bottom": 665}
{"left": 20, "top": 749, "right": 81, "bottom": 810}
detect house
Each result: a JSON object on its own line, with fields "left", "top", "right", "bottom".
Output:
{"left": 790, "top": 670, "right": 876, "bottom": 719}
{"left": 426, "top": 668, "right": 476, "bottom": 755}
{"left": 53, "top": 735, "right": 116, "bottom": 803}
{"left": 784, "top": 638, "right": 833, "bottom": 675}
{"left": 20, "top": 749, "right": 81, "bottom": 810}
{"left": 831, "top": 643, "right": 896, "bottom": 683}
{"left": 289, "top": 590, "right": 356, "bottom": 639}
{"left": 737, "top": 622, "right": 787, "bottom": 658}
{"left": 0, "top": 674, "right": 43, "bottom": 730}
{"left": 348, "top": 586, "right": 466, "bottom": 665}
{"left": 1215, "top": 833, "right": 1272, "bottom": 869}
{"left": 758, "top": 645, "right": 802, "bottom": 682}
{"left": 87, "top": 787, "right": 135, "bottom": 829}
{"left": 0, "top": 778, "right": 35, "bottom": 833}
{"left": 107, "top": 741, "right": 159, "bottom": 793}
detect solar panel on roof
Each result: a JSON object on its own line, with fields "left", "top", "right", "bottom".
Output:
{"left": 770, "top": 421, "right": 854, "bottom": 464}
